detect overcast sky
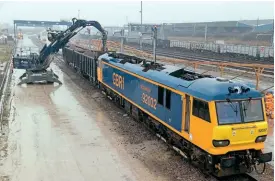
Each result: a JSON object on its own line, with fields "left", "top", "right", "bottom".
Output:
{"left": 0, "top": 1, "right": 274, "bottom": 26}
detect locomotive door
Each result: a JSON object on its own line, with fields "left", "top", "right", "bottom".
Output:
{"left": 184, "top": 95, "right": 190, "bottom": 133}
{"left": 164, "top": 89, "right": 172, "bottom": 125}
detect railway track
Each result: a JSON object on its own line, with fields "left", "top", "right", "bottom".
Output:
{"left": 216, "top": 173, "right": 258, "bottom": 181}
{"left": 127, "top": 44, "right": 274, "bottom": 76}
{"left": 0, "top": 58, "right": 11, "bottom": 126}
{"left": 69, "top": 39, "right": 274, "bottom": 77}
{"left": 126, "top": 42, "right": 273, "bottom": 64}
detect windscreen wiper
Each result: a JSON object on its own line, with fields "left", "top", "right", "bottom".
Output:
{"left": 226, "top": 98, "right": 238, "bottom": 116}
{"left": 243, "top": 97, "right": 252, "bottom": 117}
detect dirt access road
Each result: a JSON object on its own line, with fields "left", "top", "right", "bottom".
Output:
{"left": 0, "top": 38, "right": 141, "bottom": 181}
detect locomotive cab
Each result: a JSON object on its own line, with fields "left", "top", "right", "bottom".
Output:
{"left": 214, "top": 98, "right": 267, "bottom": 147}
{"left": 205, "top": 86, "right": 272, "bottom": 176}
{"left": 185, "top": 77, "right": 272, "bottom": 177}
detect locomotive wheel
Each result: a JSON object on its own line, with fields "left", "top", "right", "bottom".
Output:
{"left": 254, "top": 162, "right": 266, "bottom": 174}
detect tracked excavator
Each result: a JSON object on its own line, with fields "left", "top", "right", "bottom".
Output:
{"left": 12, "top": 18, "right": 107, "bottom": 85}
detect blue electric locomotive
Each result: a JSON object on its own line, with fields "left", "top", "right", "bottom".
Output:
{"left": 63, "top": 47, "right": 272, "bottom": 177}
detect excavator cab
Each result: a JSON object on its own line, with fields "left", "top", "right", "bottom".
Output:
{"left": 47, "top": 29, "right": 62, "bottom": 43}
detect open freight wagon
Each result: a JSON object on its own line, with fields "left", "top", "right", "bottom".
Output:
{"left": 62, "top": 45, "right": 103, "bottom": 84}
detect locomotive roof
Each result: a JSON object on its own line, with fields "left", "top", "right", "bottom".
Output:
{"left": 99, "top": 53, "right": 263, "bottom": 102}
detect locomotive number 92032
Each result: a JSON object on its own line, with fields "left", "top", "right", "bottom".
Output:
{"left": 142, "top": 93, "right": 157, "bottom": 110}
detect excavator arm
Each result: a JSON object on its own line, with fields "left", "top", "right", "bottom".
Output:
{"left": 38, "top": 18, "right": 107, "bottom": 70}
{"left": 14, "top": 18, "right": 107, "bottom": 85}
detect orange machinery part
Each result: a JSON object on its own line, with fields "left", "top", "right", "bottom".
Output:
{"left": 265, "top": 93, "right": 274, "bottom": 119}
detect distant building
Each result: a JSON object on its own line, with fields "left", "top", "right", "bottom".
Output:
{"left": 124, "top": 19, "right": 274, "bottom": 44}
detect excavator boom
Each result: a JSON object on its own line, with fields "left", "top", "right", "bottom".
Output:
{"left": 12, "top": 18, "right": 107, "bottom": 85}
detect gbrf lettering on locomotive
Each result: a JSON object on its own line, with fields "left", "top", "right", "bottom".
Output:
{"left": 112, "top": 72, "right": 124, "bottom": 90}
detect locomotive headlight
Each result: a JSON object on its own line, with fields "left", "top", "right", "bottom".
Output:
{"left": 212, "top": 140, "right": 230, "bottom": 147}
{"left": 255, "top": 135, "right": 267, "bottom": 143}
